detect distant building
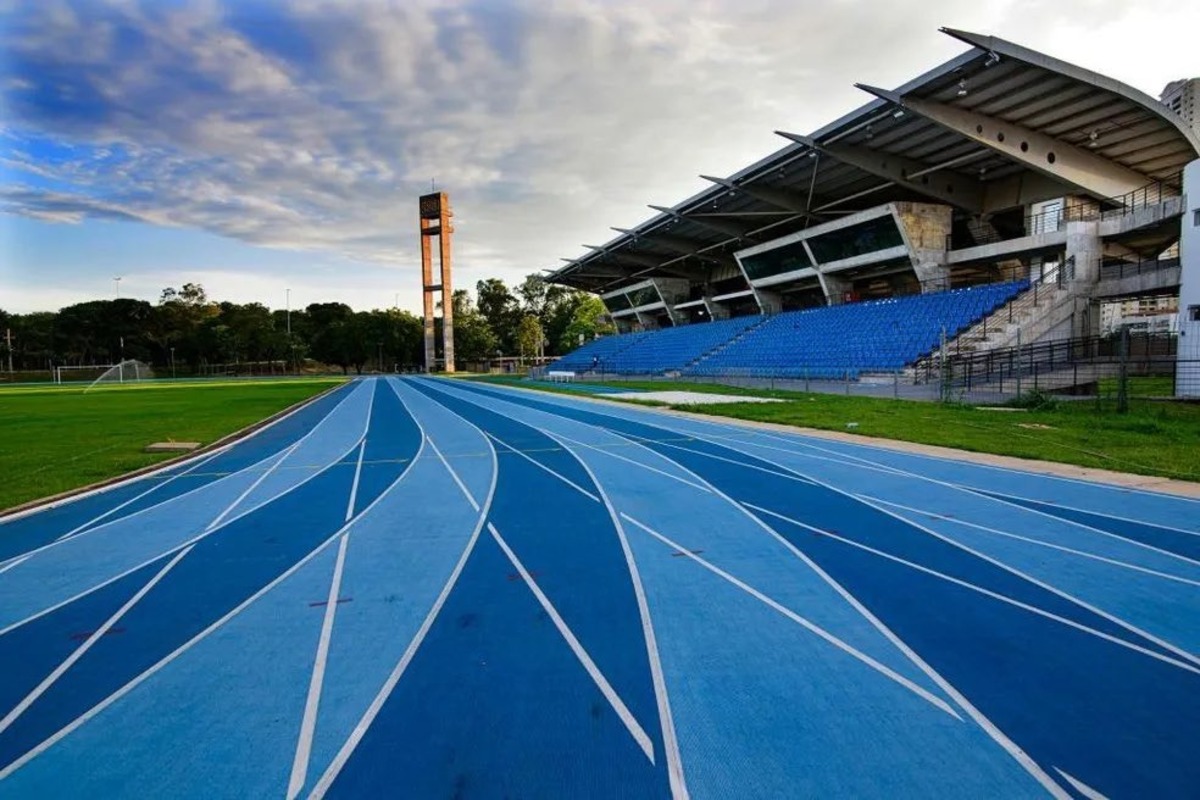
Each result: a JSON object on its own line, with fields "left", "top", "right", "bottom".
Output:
{"left": 1100, "top": 295, "right": 1179, "bottom": 334}
{"left": 1161, "top": 78, "right": 1199, "bottom": 135}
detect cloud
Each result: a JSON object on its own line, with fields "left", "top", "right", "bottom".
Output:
{"left": 1, "top": 0, "right": 1196, "bottom": 308}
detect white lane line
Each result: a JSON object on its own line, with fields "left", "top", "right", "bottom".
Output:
{"left": 210, "top": 380, "right": 376, "bottom": 532}
{"left": 345, "top": 440, "right": 367, "bottom": 523}
{"left": 865, "top": 495, "right": 1200, "bottom": 588}
{"left": 287, "top": 533, "right": 351, "bottom": 800}
{"left": 308, "top": 410, "right": 497, "bottom": 800}
{"left": 751, "top": 432, "right": 1200, "bottom": 570}
{"left": 6, "top": 381, "right": 362, "bottom": 565}
{"left": 518, "top": 407, "right": 1072, "bottom": 799}
{"left": 620, "top": 512, "right": 960, "bottom": 720}
{"left": 426, "top": 437, "right": 479, "bottom": 512}
{"left": 206, "top": 441, "right": 302, "bottom": 531}
{"left": 0, "top": 437, "right": 366, "bottom": 640}
{"left": 851, "top": 491, "right": 1200, "bottom": 671}
{"left": 54, "top": 449, "right": 227, "bottom": 542}
{"left": 0, "top": 428, "right": 427, "bottom": 783}
{"left": 1054, "top": 768, "right": 1109, "bottom": 800}
{"left": 548, "top": 431, "right": 711, "bottom": 494}
{"left": 483, "top": 431, "right": 600, "bottom": 503}
{"left": 544, "top": 429, "right": 688, "bottom": 798}
{"left": 0, "top": 555, "right": 31, "bottom": 576}
{"left": 489, "top": 521, "right": 655, "bottom": 762}
{"left": 979, "top": 489, "right": 1200, "bottom": 538}
{"left": 745, "top": 503, "right": 1200, "bottom": 676}
{"left": 0, "top": 545, "right": 194, "bottom": 736}
{"left": 628, "top": 434, "right": 815, "bottom": 484}
{"left": 683, "top": 427, "right": 1200, "bottom": 672}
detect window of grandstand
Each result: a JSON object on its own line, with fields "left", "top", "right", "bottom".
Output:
{"left": 627, "top": 285, "right": 662, "bottom": 308}
{"left": 602, "top": 293, "right": 632, "bottom": 313}
{"left": 710, "top": 275, "right": 750, "bottom": 295}
{"left": 807, "top": 216, "right": 904, "bottom": 263}
{"left": 740, "top": 239, "right": 814, "bottom": 280}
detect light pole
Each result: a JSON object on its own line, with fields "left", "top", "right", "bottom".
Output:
{"left": 170, "top": 346, "right": 176, "bottom": 379}
{"left": 285, "top": 288, "right": 292, "bottom": 374}
{"left": 114, "top": 276, "right": 122, "bottom": 298}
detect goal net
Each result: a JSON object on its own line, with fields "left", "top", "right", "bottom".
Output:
{"left": 80, "top": 359, "right": 155, "bottom": 392}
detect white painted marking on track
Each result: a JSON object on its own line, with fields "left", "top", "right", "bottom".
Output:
{"left": 548, "top": 431, "right": 711, "bottom": 494}
{"left": 0, "top": 407, "right": 427, "bottom": 784}
{"left": 54, "top": 449, "right": 227, "bottom": 542}
{"left": 206, "top": 440, "right": 302, "bottom": 531}
{"left": 468, "top": 390, "right": 1073, "bottom": 798}
{"left": 345, "top": 440, "right": 367, "bottom": 522}
{"left": 0, "top": 545, "right": 194, "bottom": 736}
{"left": 0, "top": 438, "right": 365, "bottom": 640}
{"left": 1054, "top": 768, "right": 1110, "bottom": 800}
{"left": 483, "top": 431, "right": 601, "bottom": 503}
{"left": 744, "top": 503, "right": 1200, "bottom": 676}
{"left": 865, "top": 495, "right": 1200, "bottom": 588}
{"left": 748, "top": 431, "right": 1200, "bottom": 569}
{"left": 308, "top": 401, "right": 496, "bottom": 800}
{"left": 488, "top": 521, "right": 655, "bottom": 762}
{"left": 0, "top": 554, "right": 31, "bottom": 576}
{"left": 288, "top": 533, "right": 351, "bottom": 800}
{"left": 979, "top": 489, "right": 1200, "bottom": 538}
{"left": 426, "top": 436, "right": 479, "bottom": 512}
{"left": 543, "top": 428, "right": 689, "bottom": 798}
{"left": 620, "top": 512, "right": 961, "bottom": 720}
{"left": 675, "top": 425, "right": 1200, "bottom": 672}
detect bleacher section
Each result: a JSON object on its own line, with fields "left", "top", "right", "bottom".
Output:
{"left": 553, "top": 282, "right": 1028, "bottom": 379}
{"left": 550, "top": 330, "right": 653, "bottom": 372}
{"left": 690, "top": 282, "right": 1027, "bottom": 379}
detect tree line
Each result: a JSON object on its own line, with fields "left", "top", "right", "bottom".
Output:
{"left": 0, "top": 274, "right": 612, "bottom": 376}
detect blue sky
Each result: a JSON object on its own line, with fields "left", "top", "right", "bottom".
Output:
{"left": 2, "top": 0, "right": 1197, "bottom": 315}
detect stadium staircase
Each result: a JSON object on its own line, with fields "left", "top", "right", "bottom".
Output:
{"left": 916, "top": 273, "right": 1075, "bottom": 373}
{"left": 680, "top": 316, "right": 772, "bottom": 373}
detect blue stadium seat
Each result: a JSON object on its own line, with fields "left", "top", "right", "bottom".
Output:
{"left": 551, "top": 282, "right": 1027, "bottom": 378}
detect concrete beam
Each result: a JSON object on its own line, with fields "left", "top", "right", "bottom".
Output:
{"left": 648, "top": 205, "right": 758, "bottom": 240}
{"left": 610, "top": 227, "right": 712, "bottom": 257}
{"left": 856, "top": 84, "right": 1155, "bottom": 200}
{"left": 777, "top": 131, "right": 984, "bottom": 212}
{"left": 700, "top": 174, "right": 818, "bottom": 216}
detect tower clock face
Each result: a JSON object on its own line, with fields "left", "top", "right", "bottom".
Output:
{"left": 419, "top": 193, "right": 442, "bottom": 217}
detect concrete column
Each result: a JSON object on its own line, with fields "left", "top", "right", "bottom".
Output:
{"left": 816, "top": 271, "right": 851, "bottom": 304}
{"left": 895, "top": 202, "right": 951, "bottom": 292}
{"left": 1177, "top": 159, "right": 1200, "bottom": 397}
{"left": 703, "top": 297, "right": 729, "bottom": 320}
{"left": 753, "top": 288, "right": 783, "bottom": 315}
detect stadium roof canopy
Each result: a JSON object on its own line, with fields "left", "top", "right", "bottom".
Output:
{"left": 547, "top": 28, "right": 1200, "bottom": 294}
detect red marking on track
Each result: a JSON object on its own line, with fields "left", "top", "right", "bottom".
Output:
{"left": 309, "top": 597, "right": 354, "bottom": 608}
{"left": 507, "top": 571, "right": 540, "bottom": 582}
{"left": 69, "top": 627, "right": 125, "bottom": 641}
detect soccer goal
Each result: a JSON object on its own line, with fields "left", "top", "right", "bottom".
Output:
{"left": 54, "top": 364, "right": 117, "bottom": 384}
{"left": 74, "top": 359, "right": 155, "bottom": 392}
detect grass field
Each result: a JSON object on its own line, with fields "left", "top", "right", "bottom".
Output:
{"left": 0, "top": 378, "right": 344, "bottom": 511}
{"left": 469, "top": 375, "right": 1200, "bottom": 482}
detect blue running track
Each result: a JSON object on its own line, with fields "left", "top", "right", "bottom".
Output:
{"left": 0, "top": 376, "right": 1197, "bottom": 799}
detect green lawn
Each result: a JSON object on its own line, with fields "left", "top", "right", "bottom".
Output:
{"left": 469, "top": 376, "right": 1200, "bottom": 482}
{"left": 0, "top": 378, "right": 344, "bottom": 511}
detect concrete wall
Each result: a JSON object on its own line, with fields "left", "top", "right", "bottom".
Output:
{"left": 1178, "top": 159, "right": 1200, "bottom": 397}
{"left": 894, "top": 202, "right": 951, "bottom": 289}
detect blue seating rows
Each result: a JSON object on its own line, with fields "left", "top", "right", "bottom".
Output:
{"left": 553, "top": 282, "right": 1028, "bottom": 379}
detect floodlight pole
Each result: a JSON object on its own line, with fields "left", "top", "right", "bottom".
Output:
{"left": 114, "top": 276, "right": 122, "bottom": 298}
{"left": 170, "top": 346, "right": 176, "bottom": 379}
{"left": 4, "top": 328, "right": 12, "bottom": 374}
{"left": 286, "top": 288, "right": 292, "bottom": 374}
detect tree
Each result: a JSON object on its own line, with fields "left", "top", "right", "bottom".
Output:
{"left": 516, "top": 315, "right": 544, "bottom": 364}
{"left": 476, "top": 278, "right": 521, "bottom": 354}
{"left": 557, "top": 293, "right": 614, "bottom": 354}
{"left": 450, "top": 289, "right": 499, "bottom": 367}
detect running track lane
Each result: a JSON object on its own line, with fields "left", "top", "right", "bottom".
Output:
{"left": 0, "top": 382, "right": 356, "bottom": 562}
{"left": 0, "top": 375, "right": 1197, "bottom": 798}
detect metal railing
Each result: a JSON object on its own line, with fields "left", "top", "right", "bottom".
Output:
{"left": 1098, "top": 256, "right": 1181, "bottom": 282}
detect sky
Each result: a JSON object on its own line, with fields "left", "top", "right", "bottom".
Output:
{"left": 1, "top": 0, "right": 1197, "bottom": 316}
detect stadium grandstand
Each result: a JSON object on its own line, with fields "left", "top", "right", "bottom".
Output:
{"left": 545, "top": 29, "right": 1200, "bottom": 397}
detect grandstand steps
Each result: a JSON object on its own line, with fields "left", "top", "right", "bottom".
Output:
{"left": 923, "top": 283, "right": 1076, "bottom": 371}
{"left": 685, "top": 316, "right": 772, "bottom": 372}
